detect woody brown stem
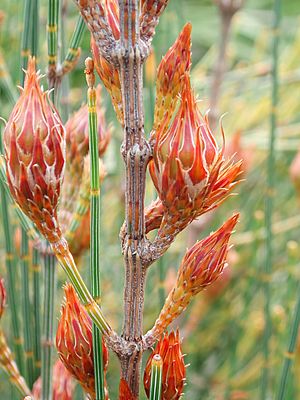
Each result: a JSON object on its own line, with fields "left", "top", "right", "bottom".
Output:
{"left": 116, "top": 0, "right": 151, "bottom": 396}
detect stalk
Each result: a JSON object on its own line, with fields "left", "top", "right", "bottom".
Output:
{"left": 20, "top": 0, "right": 32, "bottom": 81}
{"left": 53, "top": 240, "right": 112, "bottom": 335}
{"left": 0, "top": 140, "right": 25, "bottom": 376}
{"left": 20, "top": 228, "right": 34, "bottom": 388}
{"left": 85, "top": 58, "right": 105, "bottom": 400}
{"left": 47, "top": 0, "right": 59, "bottom": 99}
{"left": 149, "top": 355, "right": 163, "bottom": 400}
{"left": 32, "top": 248, "right": 41, "bottom": 380}
{"left": 276, "top": 282, "right": 300, "bottom": 399}
{"left": 0, "top": 331, "right": 31, "bottom": 397}
{"left": 41, "top": 249, "right": 56, "bottom": 400}
{"left": 62, "top": 15, "right": 85, "bottom": 73}
{"left": 260, "top": 0, "right": 281, "bottom": 398}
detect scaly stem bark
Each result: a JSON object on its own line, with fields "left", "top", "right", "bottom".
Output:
{"left": 117, "top": 0, "right": 151, "bottom": 395}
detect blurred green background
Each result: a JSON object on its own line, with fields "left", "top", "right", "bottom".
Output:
{"left": 1, "top": 0, "right": 300, "bottom": 399}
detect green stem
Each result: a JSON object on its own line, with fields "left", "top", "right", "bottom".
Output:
{"left": 261, "top": 0, "right": 281, "bottom": 399}
{"left": 87, "top": 63, "right": 105, "bottom": 400}
{"left": 41, "top": 248, "right": 56, "bottom": 400}
{"left": 47, "top": 0, "right": 59, "bottom": 100}
{"left": 31, "top": 0, "right": 39, "bottom": 58}
{"left": 21, "top": 228, "right": 34, "bottom": 388}
{"left": 0, "top": 139, "right": 25, "bottom": 376}
{"left": 276, "top": 282, "right": 300, "bottom": 400}
{"left": 62, "top": 15, "right": 85, "bottom": 71}
{"left": 20, "top": 0, "right": 33, "bottom": 83}
{"left": 32, "top": 248, "right": 41, "bottom": 380}
{"left": 149, "top": 355, "right": 163, "bottom": 400}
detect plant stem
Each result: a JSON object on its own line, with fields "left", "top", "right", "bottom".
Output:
{"left": 20, "top": 0, "right": 33, "bottom": 82}
{"left": 149, "top": 355, "right": 163, "bottom": 400}
{"left": 62, "top": 15, "right": 85, "bottom": 72}
{"left": 32, "top": 248, "right": 41, "bottom": 380}
{"left": 0, "top": 331, "right": 31, "bottom": 397}
{"left": 21, "top": 228, "right": 34, "bottom": 388}
{"left": 86, "top": 59, "right": 105, "bottom": 400}
{"left": 276, "top": 282, "right": 300, "bottom": 400}
{"left": 261, "top": 0, "right": 281, "bottom": 398}
{"left": 41, "top": 248, "right": 56, "bottom": 400}
{"left": 0, "top": 143, "right": 25, "bottom": 376}
{"left": 47, "top": 0, "right": 59, "bottom": 100}
{"left": 117, "top": 0, "right": 151, "bottom": 396}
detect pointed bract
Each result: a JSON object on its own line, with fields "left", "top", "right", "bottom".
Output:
{"left": 153, "top": 23, "right": 192, "bottom": 134}
{"left": 150, "top": 76, "right": 242, "bottom": 236}
{"left": 151, "top": 214, "right": 239, "bottom": 337}
{"left": 56, "top": 284, "right": 109, "bottom": 399}
{"left": 3, "top": 57, "right": 65, "bottom": 243}
{"left": 144, "top": 330, "right": 186, "bottom": 400}
{"left": 32, "top": 359, "right": 75, "bottom": 400}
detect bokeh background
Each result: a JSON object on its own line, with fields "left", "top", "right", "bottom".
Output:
{"left": 1, "top": 0, "right": 300, "bottom": 398}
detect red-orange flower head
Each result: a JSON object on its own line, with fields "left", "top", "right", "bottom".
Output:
{"left": 3, "top": 57, "right": 65, "bottom": 244}
{"left": 144, "top": 330, "right": 186, "bottom": 400}
{"left": 66, "top": 85, "right": 111, "bottom": 160}
{"left": 153, "top": 23, "right": 192, "bottom": 134}
{"left": 150, "top": 76, "right": 242, "bottom": 231}
{"left": 152, "top": 214, "right": 239, "bottom": 336}
{"left": 56, "top": 284, "right": 109, "bottom": 399}
{"left": 32, "top": 359, "right": 75, "bottom": 400}
{"left": 0, "top": 278, "right": 6, "bottom": 320}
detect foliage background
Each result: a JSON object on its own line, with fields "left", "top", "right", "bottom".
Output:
{"left": 1, "top": 0, "right": 300, "bottom": 398}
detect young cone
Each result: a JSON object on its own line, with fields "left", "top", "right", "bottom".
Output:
{"left": 119, "top": 378, "right": 136, "bottom": 400}
{"left": 32, "top": 359, "right": 75, "bottom": 400}
{"left": 148, "top": 214, "right": 239, "bottom": 340}
{"left": 56, "top": 284, "right": 109, "bottom": 399}
{"left": 149, "top": 76, "right": 242, "bottom": 238}
{"left": 3, "top": 57, "right": 65, "bottom": 243}
{"left": 152, "top": 23, "right": 192, "bottom": 135}
{"left": 144, "top": 330, "right": 186, "bottom": 400}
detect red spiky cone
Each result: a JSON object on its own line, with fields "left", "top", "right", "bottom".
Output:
{"left": 144, "top": 330, "right": 186, "bottom": 400}
{"left": 149, "top": 76, "right": 242, "bottom": 236}
{"left": 152, "top": 23, "right": 192, "bottom": 134}
{"left": 151, "top": 214, "right": 239, "bottom": 337}
{"left": 3, "top": 57, "right": 65, "bottom": 243}
{"left": 32, "top": 359, "right": 75, "bottom": 400}
{"left": 56, "top": 284, "right": 109, "bottom": 399}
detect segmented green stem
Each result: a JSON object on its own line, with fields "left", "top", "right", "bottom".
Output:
{"left": 261, "top": 0, "right": 281, "bottom": 398}
{"left": 276, "top": 282, "right": 300, "bottom": 399}
{"left": 0, "top": 51, "right": 18, "bottom": 103}
{"left": 0, "top": 331, "right": 31, "bottom": 397}
{"left": 0, "top": 153, "right": 24, "bottom": 376}
{"left": 149, "top": 355, "right": 163, "bottom": 400}
{"left": 62, "top": 15, "right": 85, "bottom": 72}
{"left": 86, "top": 60, "right": 105, "bottom": 399}
{"left": 32, "top": 248, "right": 41, "bottom": 380}
{"left": 47, "top": 0, "right": 59, "bottom": 99}
{"left": 41, "top": 249, "right": 56, "bottom": 400}
{"left": 31, "top": 0, "right": 39, "bottom": 58}
{"left": 53, "top": 240, "right": 111, "bottom": 335}
{"left": 20, "top": 228, "right": 34, "bottom": 388}
{"left": 20, "top": 0, "right": 33, "bottom": 82}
